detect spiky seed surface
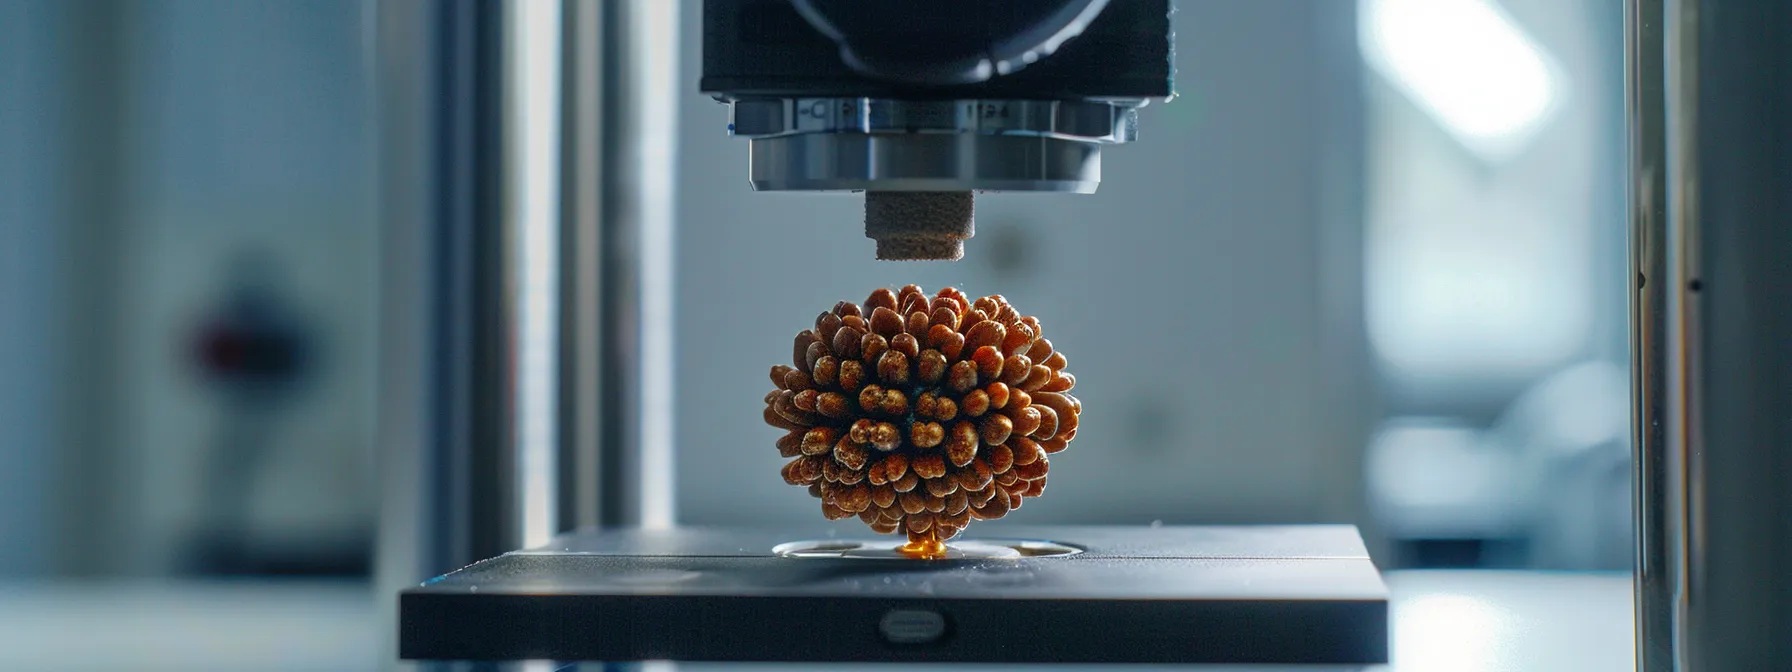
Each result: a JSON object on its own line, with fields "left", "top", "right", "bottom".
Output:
{"left": 766, "top": 286, "right": 1080, "bottom": 545}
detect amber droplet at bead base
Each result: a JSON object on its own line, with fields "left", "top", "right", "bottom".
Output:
{"left": 765, "top": 285, "right": 1081, "bottom": 557}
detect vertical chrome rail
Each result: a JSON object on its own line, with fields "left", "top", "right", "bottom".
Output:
{"left": 1637, "top": 0, "right": 1792, "bottom": 668}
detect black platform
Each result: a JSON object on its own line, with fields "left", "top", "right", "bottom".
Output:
{"left": 400, "top": 525, "right": 1388, "bottom": 665}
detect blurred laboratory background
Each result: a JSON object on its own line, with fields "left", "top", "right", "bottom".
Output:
{"left": 0, "top": 0, "right": 1629, "bottom": 670}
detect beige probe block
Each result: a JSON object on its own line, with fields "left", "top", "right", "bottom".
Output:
{"left": 864, "top": 191, "right": 975, "bottom": 261}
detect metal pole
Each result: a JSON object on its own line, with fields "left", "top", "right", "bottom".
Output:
{"left": 377, "top": 0, "right": 678, "bottom": 662}
{"left": 1625, "top": 0, "right": 1671, "bottom": 668}
{"left": 1636, "top": 0, "right": 1792, "bottom": 668}
{"left": 374, "top": 0, "right": 517, "bottom": 615}
{"left": 560, "top": 0, "right": 679, "bottom": 531}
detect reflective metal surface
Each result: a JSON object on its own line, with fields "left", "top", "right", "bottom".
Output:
{"left": 1626, "top": 0, "right": 1671, "bottom": 668}
{"left": 1635, "top": 0, "right": 1792, "bottom": 668}
{"left": 748, "top": 133, "right": 1102, "bottom": 192}
{"left": 376, "top": 0, "right": 678, "bottom": 667}
{"left": 727, "top": 98, "right": 1140, "bottom": 142}
{"left": 560, "top": 0, "right": 680, "bottom": 531}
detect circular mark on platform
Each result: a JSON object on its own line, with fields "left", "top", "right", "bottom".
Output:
{"left": 772, "top": 538, "right": 1082, "bottom": 560}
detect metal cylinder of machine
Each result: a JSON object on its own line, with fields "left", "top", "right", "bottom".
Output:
{"left": 1632, "top": 0, "right": 1792, "bottom": 669}
{"left": 374, "top": 0, "right": 678, "bottom": 665}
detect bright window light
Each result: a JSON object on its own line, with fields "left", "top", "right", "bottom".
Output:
{"left": 1359, "top": 0, "right": 1562, "bottom": 161}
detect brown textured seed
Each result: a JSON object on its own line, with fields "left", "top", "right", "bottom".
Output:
{"left": 1034, "top": 392, "right": 1079, "bottom": 434}
{"left": 946, "top": 436, "right": 977, "bottom": 468}
{"left": 866, "top": 288, "right": 898, "bottom": 313}
{"left": 836, "top": 459, "right": 865, "bottom": 484}
{"left": 925, "top": 476, "right": 958, "bottom": 498}
{"left": 959, "top": 310, "right": 986, "bottom": 336}
{"left": 1011, "top": 405, "right": 1042, "bottom": 436}
{"left": 858, "top": 385, "right": 884, "bottom": 412}
{"left": 917, "top": 349, "right": 948, "bottom": 384}
{"left": 985, "top": 382, "right": 1011, "bottom": 410}
{"left": 969, "top": 480, "right": 997, "bottom": 506}
{"left": 946, "top": 421, "right": 978, "bottom": 455}
{"left": 840, "top": 485, "right": 871, "bottom": 513}
{"left": 823, "top": 502, "right": 851, "bottom": 520}
{"left": 915, "top": 391, "right": 939, "bottom": 418}
{"left": 871, "top": 422, "right": 902, "bottom": 451}
{"left": 817, "top": 311, "right": 843, "bottom": 339}
{"left": 906, "top": 513, "right": 934, "bottom": 533}
{"left": 1001, "top": 323, "right": 1033, "bottom": 356}
{"left": 892, "top": 470, "right": 920, "bottom": 493}
{"left": 882, "top": 453, "right": 909, "bottom": 481}
{"left": 776, "top": 432, "right": 804, "bottom": 457}
{"left": 869, "top": 306, "right": 904, "bottom": 337}
{"left": 801, "top": 427, "right": 836, "bottom": 455}
{"left": 900, "top": 490, "right": 927, "bottom": 515}
{"left": 971, "top": 345, "right": 1004, "bottom": 383}
{"left": 890, "top": 332, "right": 920, "bottom": 359}
{"left": 1008, "top": 388, "right": 1032, "bottom": 412}
{"left": 878, "top": 388, "right": 909, "bottom": 416}
{"left": 781, "top": 459, "right": 808, "bottom": 485}
{"left": 980, "top": 414, "right": 1014, "bottom": 446}
{"left": 860, "top": 332, "right": 888, "bottom": 365}
{"left": 1000, "top": 354, "right": 1033, "bottom": 385}
{"left": 812, "top": 356, "right": 839, "bottom": 388}
{"left": 987, "top": 443, "right": 1015, "bottom": 474}
{"left": 912, "top": 454, "right": 948, "bottom": 480}
{"left": 965, "top": 320, "right": 1005, "bottom": 351}
{"left": 934, "top": 397, "right": 958, "bottom": 421}
{"left": 961, "top": 389, "right": 990, "bottom": 417}
{"left": 1017, "top": 439, "right": 1046, "bottom": 465}
{"left": 816, "top": 392, "right": 849, "bottom": 418}
{"left": 838, "top": 359, "right": 866, "bottom": 391}
{"left": 794, "top": 332, "right": 820, "bottom": 373}
{"left": 849, "top": 419, "right": 875, "bottom": 444}
{"left": 767, "top": 288, "right": 1078, "bottom": 546}
{"left": 835, "top": 441, "right": 869, "bottom": 471}
{"left": 965, "top": 458, "right": 995, "bottom": 491}
{"left": 946, "top": 491, "right": 970, "bottom": 515}
{"left": 872, "top": 484, "right": 897, "bottom": 508}
{"left": 910, "top": 421, "right": 945, "bottom": 449}
{"left": 830, "top": 327, "right": 860, "bottom": 360}
{"left": 1033, "top": 405, "right": 1059, "bottom": 440}
{"left": 948, "top": 360, "right": 978, "bottom": 393}
{"left": 905, "top": 311, "right": 931, "bottom": 339}
{"left": 929, "top": 306, "right": 959, "bottom": 330}
{"left": 793, "top": 389, "right": 819, "bottom": 412}
{"left": 1014, "top": 457, "right": 1049, "bottom": 481}
{"left": 926, "top": 324, "right": 955, "bottom": 350}
{"left": 877, "top": 350, "right": 910, "bottom": 386}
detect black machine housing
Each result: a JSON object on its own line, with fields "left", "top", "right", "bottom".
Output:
{"left": 700, "top": 0, "right": 1175, "bottom": 100}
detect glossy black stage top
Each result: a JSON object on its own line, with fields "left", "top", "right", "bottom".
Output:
{"left": 400, "top": 525, "right": 1388, "bottom": 665}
